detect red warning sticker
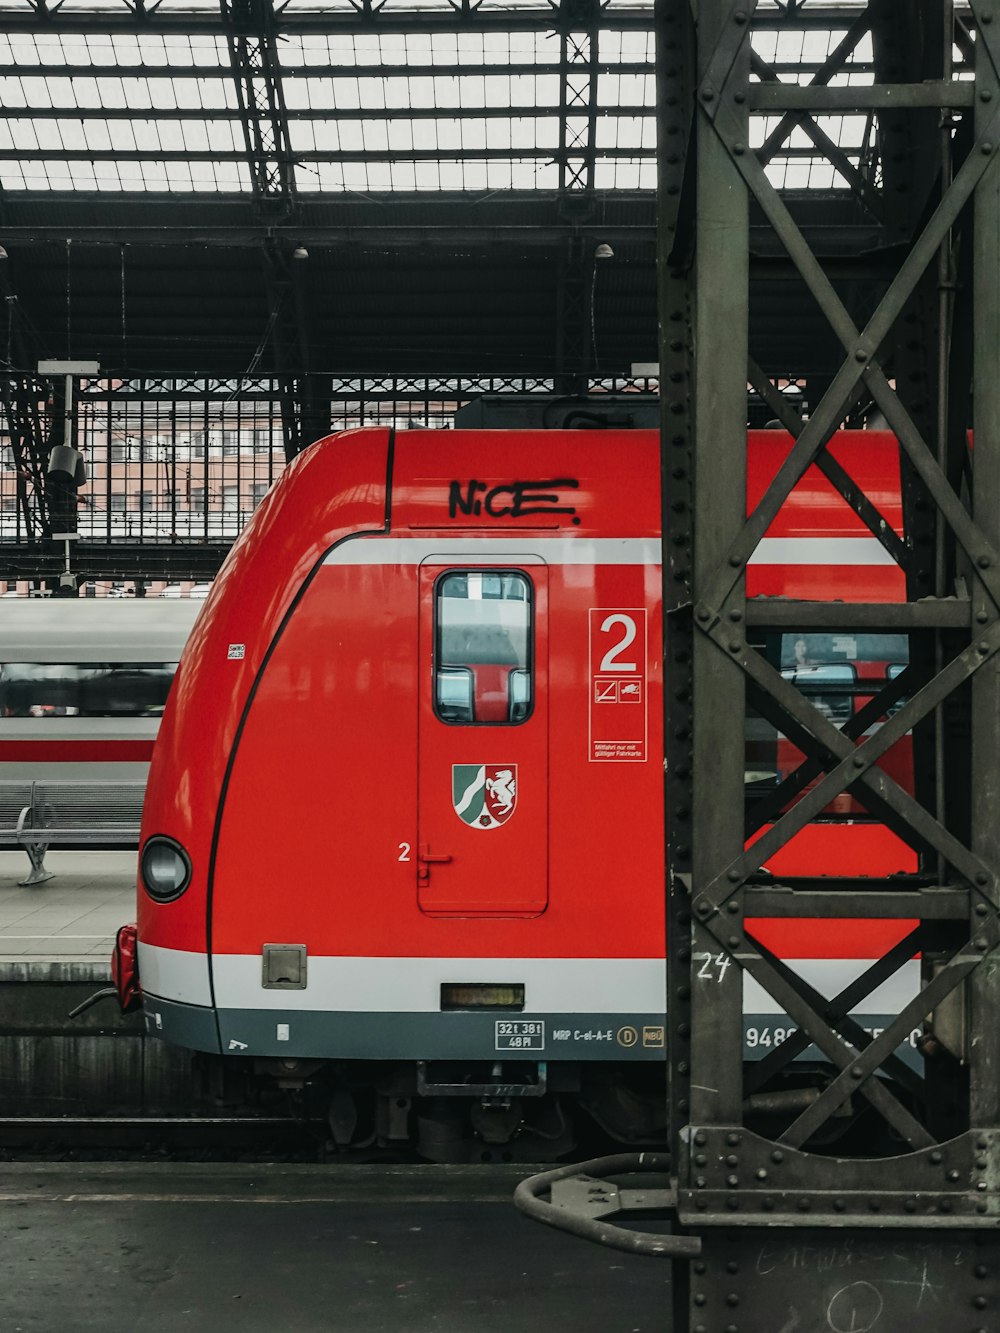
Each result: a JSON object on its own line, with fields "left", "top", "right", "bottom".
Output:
{"left": 589, "top": 609, "right": 647, "bottom": 762}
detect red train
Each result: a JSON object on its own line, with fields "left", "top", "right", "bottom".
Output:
{"left": 124, "top": 427, "right": 918, "bottom": 1158}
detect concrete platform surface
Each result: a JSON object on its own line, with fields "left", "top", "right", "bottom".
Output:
{"left": 0, "top": 1163, "right": 668, "bottom": 1333}
{"left": 0, "top": 851, "right": 135, "bottom": 963}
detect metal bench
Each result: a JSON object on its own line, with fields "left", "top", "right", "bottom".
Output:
{"left": 0, "top": 780, "right": 145, "bottom": 885}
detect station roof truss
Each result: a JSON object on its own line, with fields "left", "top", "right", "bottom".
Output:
{"left": 0, "top": 0, "right": 977, "bottom": 577}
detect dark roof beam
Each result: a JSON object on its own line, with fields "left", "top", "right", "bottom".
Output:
{"left": 222, "top": 0, "right": 297, "bottom": 213}
{"left": 0, "top": 103, "right": 653, "bottom": 122}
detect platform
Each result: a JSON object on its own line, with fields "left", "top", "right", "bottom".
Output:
{"left": 0, "top": 1163, "right": 668, "bottom": 1332}
{"left": 0, "top": 850, "right": 135, "bottom": 968}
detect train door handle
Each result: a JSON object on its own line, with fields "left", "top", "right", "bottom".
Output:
{"left": 417, "top": 845, "right": 452, "bottom": 886}
{"left": 419, "top": 846, "right": 453, "bottom": 864}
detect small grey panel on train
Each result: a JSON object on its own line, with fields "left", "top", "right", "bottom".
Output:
{"left": 261, "top": 944, "right": 307, "bottom": 990}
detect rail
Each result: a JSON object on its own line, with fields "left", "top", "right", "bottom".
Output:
{"left": 0, "top": 780, "right": 144, "bottom": 885}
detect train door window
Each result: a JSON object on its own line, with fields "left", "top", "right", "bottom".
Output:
{"left": 885, "top": 663, "right": 909, "bottom": 717}
{"left": 781, "top": 662, "right": 856, "bottom": 725}
{"left": 434, "top": 570, "right": 532, "bottom": 725}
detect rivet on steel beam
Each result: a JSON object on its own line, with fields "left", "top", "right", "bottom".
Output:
{"left": 853, "top": 755, "right": 865, "bottom": 768}
{"left": 733, "top": 10, "right": 747, "bottom": 23}
{"left": 727, "top": 900, "right": 739, "bottom": 913}
{"left": 905, "top": 1199, "right": 917, "bottom": 1212}
{"left": 974, "top": 1295, "right": 988, "bottom": 1310}
{"left": 977, "top": 871, "right": 990, "bottom": 885}
{"left": 976, "top": 1158, "right": 988, "bottom": 1169}
{"left": 978, "top": 1138, "right": 990, "bottom": 1150}
{"left": 726, "top": 1261, "right": 739, "bottom": 1275}
{"left": 983, "top": 90, "right": 994, "bottom": 101}
{"left": 733, "top": 143, "right": 745, "bottom": 156}
{"left": 729, "top": 609, "right": 742, "bottom": 621}
{"left": 851, "top": 1066, "right": 864, "bottom": 1078}
{"left": 798, "top": 1198, "right": 811, "bottom": 1211}
{"left": 694, "top": 1130, "right": 707, "bottom": 1146}
{"left": 981, "top": 142, "right": 994, "bottom": 154}
{"left": 695, "top": 1177, "right": 707, "bottom": 1190}
{"left": 727, "top": 1132, "right": 741, "bottom": 1146}
{"left": 854, "top": 348, "right": 869, "bottom": 362}
{"left": 695, "top": 1197, "right": 707, "bottom": 1210}
{"left": 979, "top": 1181, "right": 989, "bottom": 1191}
{"left": 771, "top": 1150, "right": 784, "bottom": 1163}
{"left": 977, "top": 610, "right": 990, "bottom": 623}
{"left": 762, "top": 1196, "right": 775, "bottom": 1210}
{"left": 694, "top": 1262, "right": 707, "bottom": 1276}
{"left": 696, "top": 901, "right": 711, "bottom": 915}
{"left": 734, "top": 91, "right": 746, "bottom": 104}
{"left": 726, "top": 1293, "right": 740, "bottom": 1307}
{"left": 755, "top": 1169, "right": 767, "bottom": 1181}
{"left": 696, "top": 606, "right": 711, "bottom": 622}
{"left": 977, "top": 904, "right": 989, "bottom": 916}
{"left": 728, "top": 935, "right": 740, "bottom": 948}
{"left": 729, "top": 640, "right": 741, "bottom": 653}
{"left": 701, "top": 88, "right": 715, "bottom": 102}
{"left": 976, "top": 938, "right": 989, "bottom": 951}
{"left": 694, "top": 1292, "right": 707, "bottom": 1305}
{"left": 726, "top": 1155, "right": 739, "bottom": 1166}
{"left": 834, "top": 1198, "right": 846, "bottom": 1211}
{"left": 728, "top": 869, "right": 741, "bottom": 882}
{"left": 869, "top": 1199, "right": 881, "bottom": 1211}
{"left": 729, "top": 555, "right": 742, "bottom": 567}
{"left": 695, "top": 1153, "right": 707, "bottom": 1166}
{"left": 930, "top": 1150, "right": 943, "bottom": 1163}
{"left": 983, "top": 11, "right": 994, "bottom": 21}
{"left": 979, "top": 643, "right": 991, "bottom": 655}
{"left": 976, "top": 1264, "right": 990, "bottom": 1278}
{"left": 727, "top": 1174, "right": 739, "bottom": 1187}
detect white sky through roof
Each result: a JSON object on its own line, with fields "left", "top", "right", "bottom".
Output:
{"left": 0, "top": 4, "right": 956, "bottom": 195}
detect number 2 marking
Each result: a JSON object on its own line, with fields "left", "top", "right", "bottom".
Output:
{"left": 397, "top": 842, "right": 411, "bottom": 862}
{"left": 599, "top": 613, "right": 638, "bottom": 672}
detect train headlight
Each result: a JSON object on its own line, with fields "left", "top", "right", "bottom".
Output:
{"left": 141, "top": 836, "right": 192, "bottom": 903}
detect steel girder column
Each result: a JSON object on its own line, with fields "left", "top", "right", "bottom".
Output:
{"left": 670, "top": 0, "right": 1000, "bottom": 1325}
{"left": 221, "top": 0, "right": 328, "bottom": 459}
{"left": 557, "top": 0, "right": 600, "bottom": 194}
{"left": 969, "top": 4, "right": 1000, "bottom": 1128}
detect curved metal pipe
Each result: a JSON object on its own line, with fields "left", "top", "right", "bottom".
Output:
{"left": 513, "top": 1152, "right": 701, "bottom": 1258}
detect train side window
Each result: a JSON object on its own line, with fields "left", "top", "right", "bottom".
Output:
{"left": 0, "top": 662, "right": 178, "bottom": 718}
{"left": 434, "top": 570, "right": 533, "bottom": 725}
{"left": 781, "top": 662, "right": 856, "bottom": 726}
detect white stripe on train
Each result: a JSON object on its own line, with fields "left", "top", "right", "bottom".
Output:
{"left": 139, "top": 943, "right": 918, "bottom": 1017}
{"left": 321, "top": 535, "right": 896, "bottom": 567}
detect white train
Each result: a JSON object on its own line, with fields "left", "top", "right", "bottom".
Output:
{"left": 0, "top": 599, "right": 201, "bottom": 784}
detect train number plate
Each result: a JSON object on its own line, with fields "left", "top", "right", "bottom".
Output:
{"left": 495, "top": 1020, "right": 545, "bottom": 1051}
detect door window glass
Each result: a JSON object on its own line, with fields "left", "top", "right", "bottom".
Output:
{"left": 434, "top": 570, "right": 532, "bottom": 725}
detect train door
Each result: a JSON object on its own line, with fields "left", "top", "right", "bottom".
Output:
{"left": 417, "top": 559, "right": 548, "bottom": 915}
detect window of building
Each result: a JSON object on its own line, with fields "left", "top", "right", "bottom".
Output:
{"left": 434, "top": 570, "right": 532, "bottom": 725}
